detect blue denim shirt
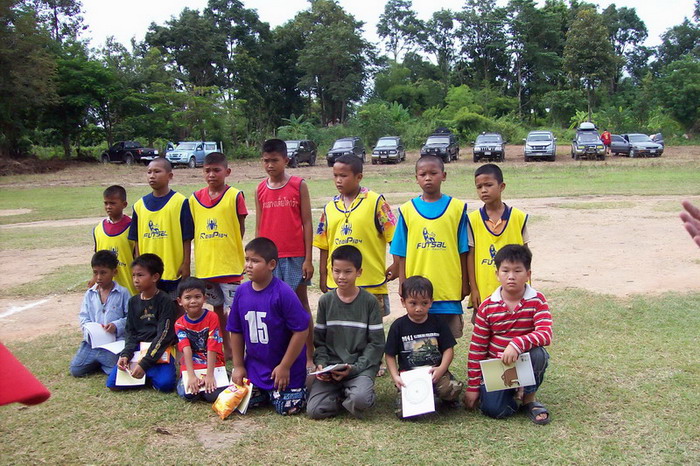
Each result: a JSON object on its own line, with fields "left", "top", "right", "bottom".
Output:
{"left": 79, "top": 282, "right": 130, "bottom": 341}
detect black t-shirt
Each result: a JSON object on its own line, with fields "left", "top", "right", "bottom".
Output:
{"left": 385, "top": 314, "right": 457, "bottom": 372}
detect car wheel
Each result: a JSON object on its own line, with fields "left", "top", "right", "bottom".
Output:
{"left": 473, "top": 153, "right": 478, "bottom": 163}
{"left": 101, "top": 154, "right": 109, "bottom": 164}
{"left": 573, "top": 153, "right": 579, "bottom": 160}
{"left": 188, "top": 157, "right": 196, "bottom": 168}
{"left": 371, "top": 159, "right": 377, "bottom": 165}
{"left": 125, "top": 154, "right": 134, "bottom": 165}
{"left": 289, "top": 156, "right": 298, "bottom": 168}
{"left": 629, "top": 149, "right": 636, "bottom": 158}
{"left": 549, "top": 156, "right": 555, "bottom": 162}
{"left": 327, "top": 160, "right": 333, "bottom": 167}
{"left": 524, "top": 156, "right": 530, "bottom": 162}
{"left": 361, "top": 152, "right": 366, "bottom": 163}
{"left": 309, "top": 153, "right": 316, "bottom": 166}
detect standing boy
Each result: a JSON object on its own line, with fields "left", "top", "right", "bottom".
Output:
{"left": 128, "top": 158, "right": 194, "bottom": 297}
{"left": 385, "top": 276, "right": 463, "bottom": 417}
{"left": 307, "top": 245, "right": 385, "bottom": 419}
{"left": 464, "top": 245, "right": 552, "bottom": 425}
{"left": 107, "top": 253, "right": 177, "bottom": 392}
{"left": 174, "top": 277, "right": 227, "bottom": 402}
{"left": 189, "top": 152, "right": 247, "bottom": 359}
{"left": 256, "top": 139, "right": 314, "bottom": 367}
{"left": 70, "top": 250, "right": 130, "bottom": 377}
{"left": 467, "top": 163, "right": 529, "bottom": 318}
{"left": 227, "top": 238, "right": 309, "bottom": 415}
{"left": 93, "top": 185, "right": 137, "bottom": 295}
{"left": 391, "top": 155, "right": 469, "bottom": 339}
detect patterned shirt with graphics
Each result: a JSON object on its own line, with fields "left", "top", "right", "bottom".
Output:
{"left": 385, "top": 314, "right": 456, "bottom": 372}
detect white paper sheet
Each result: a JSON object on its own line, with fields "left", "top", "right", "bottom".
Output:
{"left": 181, "top": 367, "right": 230, "bottom": 394}
{"left": 96, "top": 340, "right": 125, "bottom": 354}
{"left": 400, "top": 366, "right": 435, "bottom": 418}
{"left": 84, "top": 322, "right": 116, "bottom": 348}
{"left": 236, "top": 380, "right": 253, "bottom": 414}
{"left": 115, "top": 363, "right": 146, "bottom": 386}
{"left": 308, "top": 364, "right": 348, "bottom": 375}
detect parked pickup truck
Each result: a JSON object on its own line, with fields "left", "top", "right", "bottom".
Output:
{"left": 101, "top": 141, "right": 159, "bottom": 165}
{"left": 166, "top": 141, "right": 221, "bottom": 168}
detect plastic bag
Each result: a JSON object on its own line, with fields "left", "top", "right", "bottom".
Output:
{"left": 212, "top": 381, "right": 249, "bottom": 420}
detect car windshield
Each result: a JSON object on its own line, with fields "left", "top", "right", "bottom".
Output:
{"left": 286, "top": 141, "right": 299, "bottom": 149}
{"left": 332, "top": 141, "right": 353, "bottom": 149}
{"left": 527, "top": 134, "right": 552, "bottom": 142}
{"left": 628, "top": 134, "right": 652, "bottom": 143}
{"left": 578, "top": 134, "right": 599, "bottom": 143}
{"left": 175, "top": 142, "right": 197, "bottom": 150}
{"left": 376, "top": 139, "right": 397, "bottom": 148}
{"left": 476, "top": 136, "right": 501, "bottom": 144}
{"left": 426, "top": 136, "right": 449, "bottom": 144}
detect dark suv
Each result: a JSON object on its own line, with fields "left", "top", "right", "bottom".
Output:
{"left": 326, "top": 137, "right": 365, "bottom": 166}
{"left": 420, "top": 128, "right": 459, "bottom": 163}
{"left": 101, "top": 141, "right": 159, "bottom": 165}
{"left": 472, "top": 133, "right": 506, "bottom": 162}
{"left": 371, "top": 136, "right": 406, "bottom": 165}
{"left": 285, "top": 140, "right": 317, "bottom": 167}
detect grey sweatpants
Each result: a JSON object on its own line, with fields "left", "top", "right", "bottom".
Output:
{"left": 307, "top": 375, "right": 375, "bottom": 419}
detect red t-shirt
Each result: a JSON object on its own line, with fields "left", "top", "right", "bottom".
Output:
{"left": 175, "top": 310, "right": 226, "bottom": 371}
{"left": 256, "top": 176, "right": 306, "bottom": 258}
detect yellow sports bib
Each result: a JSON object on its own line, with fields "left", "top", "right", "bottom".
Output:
{"left": 133, "top": 193, "right": 186, "bottom": 282}
{"left": 189, "top": 187, "right": 244, "bottom": 280}
{"left": 401, "top": 197, "right": 466, "bottom": 302}
{"left": 322, "top": 191, "right": 388, "bottom": 293}
{"left": 93, "top": 221, "right": 137, "bottom": 295}
{"left": 468, "top": 206, "right": 527, "bottom": 301}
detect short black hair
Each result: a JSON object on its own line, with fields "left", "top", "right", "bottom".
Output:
{"left": 416, "top": 155, "right": 444, "bottom": 172}
{"left": 331, "top": 245, "right": 362, "bottom": 270}
{"left": 91, "top": 250, "right": 119, "bottom": 270}
{"left": 335, "top": 154, "right": 363, "bottom": 174}
{"left": 262, "top": 139, "right": 287, "bottom": 157}
{"left": 494, "top": 244, "right": 532, "bottom": 270}
{"left": 131, "top": 253, "right": 164, "bottom": 277}
{"left": 245, "top": 237, "right": 278, "bottom": 263}
{"left": 474, "top": 163, "right": 503, "bottom": 184}
{"left": 177, "top": 277, "right": 207, "bottom": 297}
{"left": 103, "top": 185, "right": 126, "bottom": 201}
{"left": 149, "top": 157, "right": 173, "bottom": 172}
{"left": 401, "top": 275, "right": 433, "bottom": 300}
{"left": 204, "top": 151, "right": 227, "bottom": 167}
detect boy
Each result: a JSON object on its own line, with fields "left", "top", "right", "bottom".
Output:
{"left": 92, "top": 185, "right": 137, "bottom": 295}
{"left": 189, "top": 152, "right": 247, "bottom": 360}
{"left": 227, "top": 237, "right": 309, "bottom": 415}
{"left": 256, "top": 139, "right": 314, "bottom": 367}
{"left": 385, "top": 276, "right": 463, "bottom": 417}
{"left": 464, "top": 245, "right": 552, "bottom": 425}
{"left": 128, "top": 158, "right": 194, "bottom": 297}
{"left": 174, "top": 277, "right": 227, "bottom": 402}
{"left": 467, "top": 163, "right": 529, "bottom": 318}
{"left": 70, "top": 250, "right": 130, "bottom": 377}
{"left": 307, "top": 245, "right": 385, "bottom": 419}
{"left": 391, "top": 155, "right": 469, "bottom": 339}
{"left": 106, "top": 253, "right": 177, "bottom": 392}
{"left": 314, "top": 154, "right": 398, "bottom": 318}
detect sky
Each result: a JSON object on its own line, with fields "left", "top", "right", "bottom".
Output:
{"left": 80, "top": 0, "right": 696, "bottom": 51}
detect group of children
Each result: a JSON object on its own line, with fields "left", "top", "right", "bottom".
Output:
{"left": 71, "top": 140, "right": 553, "bottom": 425}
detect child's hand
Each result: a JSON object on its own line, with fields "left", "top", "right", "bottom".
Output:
{"left": 302, "top": 260, "right": 314, "bottom": 281}
{"left": 463, "top": 391, "right": 479, "bottom": 409}
{"left": 470, "top": 309, "right": 478, "bottom": 325}
{"left": 320, "top": 280, "right": 328, "bottom": 293}
{"left": 87, "top": 277, "right": 96, "bottom": 288}
{"left": 385, "top": 262, "right": 399, "bottom": 281}
{"left": 315, "top": 365, "right": 332, "bottom": 382}
{"left": 177, "top": 262, "right": 191, "bottom": 279}
{"left": 204, "top": 373, "right": 217, "bottom": 393}
{"left": 187, "top": 374, "right": 200, "bottom": 395}
{"left": 392, "top": 374, "right": 405, "bottom": 390}
{"left": 130, "top": 364, "right": 145, "bottom": 379}
{"left": 102, "top": 323, "right": 117, "bottom": 334}
{"left": 429, "top": 366, "right": 447, "bottom": 384}
{"left": 330, "top": 364, "right": 351, "bottom": 381}
{"left": 271, "top": 364, "right": 291, "bottom": 391}
{"left": 117, "top": 357, "right": 129, "bottom": 371}
{"left": 501, "top": 345, "right": 519, "bottom": 365}
{"left": 471, "top": 290, "right": 481, "bottom": 312}
{"left": 231, "top": 366, "right": 247, "bottom": 386}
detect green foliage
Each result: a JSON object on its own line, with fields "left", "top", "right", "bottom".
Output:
{"left": 653, "top": 56, "right": 700, "bottom": 132}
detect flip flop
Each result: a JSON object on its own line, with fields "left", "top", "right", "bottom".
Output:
{"left": 523, "top": 401, "right": 551, "bottom": 425}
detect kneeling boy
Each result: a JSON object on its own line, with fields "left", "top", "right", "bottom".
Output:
{"left": 464, "top": 245, "right": 552, "bottom": 424}
{"left": 307, "top": 245, "right": 385, "bottom": 419}
{"left": 385, "top": 276, "right": 463, "bottom": 417}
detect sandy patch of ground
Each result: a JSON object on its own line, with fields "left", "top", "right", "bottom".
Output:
{"left": 0, "top": 246, "right": 89, "bottom": 289}
{"left": 0, "top": 209, "right": 32, "bottom": 216}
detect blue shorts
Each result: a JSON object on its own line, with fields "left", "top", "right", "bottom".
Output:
{"left": 249, "top": 386, "right": 307, "bottom": 415}
{"left": 273, "top": 257, "right": 310, "bottom": 291}
{"left": 106, "top": 360, "right": 177, "bottom": 393}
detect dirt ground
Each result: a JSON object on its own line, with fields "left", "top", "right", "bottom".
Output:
{"left": 1, "top": 146, "right": 699, "bottom": 342}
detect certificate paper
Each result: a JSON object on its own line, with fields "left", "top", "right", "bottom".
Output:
{"left": 181, "top": 367, "right": 230, "bottom": 394}
{"left": 400, "top": 366, "right": 435, "bottom": 418}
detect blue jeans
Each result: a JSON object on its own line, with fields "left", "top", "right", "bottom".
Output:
{"left": 69, "top": 341, "right": 118, "bottom": 377}
{"left": 176, "top": 378, "right": 226, "bottom": 402}
{"left": 106, "top": 360, "right": 177, "bottom": 392}
{"left": 479, "top": 346, "right": 550, "bottom": 419}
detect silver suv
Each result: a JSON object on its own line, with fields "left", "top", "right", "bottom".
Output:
{"left": 524, "top": 131, "right": 556, "bottom": 162}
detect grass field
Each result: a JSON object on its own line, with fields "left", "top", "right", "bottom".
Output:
{"left": 1, "top": 153, "right": 700, "bottom": 464}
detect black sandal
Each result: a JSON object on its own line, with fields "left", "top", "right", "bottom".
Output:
{"left": 523, "top": 401, "right": 551, "bottom": 425}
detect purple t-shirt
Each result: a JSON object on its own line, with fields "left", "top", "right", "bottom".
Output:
{"left": 226, "top": 277, "right": 309, "bottom": 390}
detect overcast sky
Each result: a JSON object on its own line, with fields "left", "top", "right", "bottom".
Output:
{"left": 80, "top": 0, "right": 696, "bottom": 51}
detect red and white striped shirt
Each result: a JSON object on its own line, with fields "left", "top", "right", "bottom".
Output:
{"left": 467, "top": 284, "right": 553, "bottom": 391}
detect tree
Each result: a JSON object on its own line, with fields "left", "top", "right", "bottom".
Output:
{"left": 563, "top": 8, "right": 616, "bottom": 120}
{"left": 655, "top": 18, "right": 700, "bottom": 68}
{"left": 654, "top": 56, "right": 700, "bottom": 132}
{"left": 421, "top": 9, "right": 458, "bottom": 84}
{"left": 601, "top": 5, "right": 647, "bottom": 91}
{"left": 376, "top": 0, "right": 423, "bottom": 61}
{"left": 26, "top": 0, "right": 84, "bottom": 42}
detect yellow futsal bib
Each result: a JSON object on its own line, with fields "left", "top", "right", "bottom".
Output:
{"left": 322, "top": 191, "right": 388, "bottom": 293}
{"left": 93, "top": 221, "right": 137, "bottom": 295}
{"left": 468, "top": 206, "right": 527, "bottom": 301}
{"left": 401, "top": 197, "right": 466, "bottom": 302}
{"left": 189, "top": 187, "right": 244, "bottom": 280}
{"left": 133, "top": 193, "right": 186, "bottom": 282}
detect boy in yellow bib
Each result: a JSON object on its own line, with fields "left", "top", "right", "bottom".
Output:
{"left": 189, "top": 152, "right": 247, "bottom": 360}
{"left": 128, "top": 158, "right": 194, "bottom": 298}
{"left": 391, "top": 155, "right": 469, "bottom": 339}
{"left": 467, "top": 164, "right": 529, "bottom": 321}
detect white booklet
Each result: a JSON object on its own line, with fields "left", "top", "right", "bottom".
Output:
{"left": 83, "top": 322, "right": 124, "bottom": 354}
{"left": 479, "top": 352, "right": 536, "bottom": 392}
{"left": 400, "top": 366, "right": 435, "bottom": 418}
{"left": 115, "top": 362, "right": 146, "bottom": 386}
{"left": 308, "top": 364, "right": 348, "bottom": 375}
{"left": 181, "top": 367, "right": 230, "bottom": 395}
{"left": 236, "top": 379, "right": 254, "bottom": 414}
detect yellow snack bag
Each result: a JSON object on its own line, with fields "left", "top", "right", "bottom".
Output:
{"left": 212, "top": 381, "right": 250, "bottom": 420}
